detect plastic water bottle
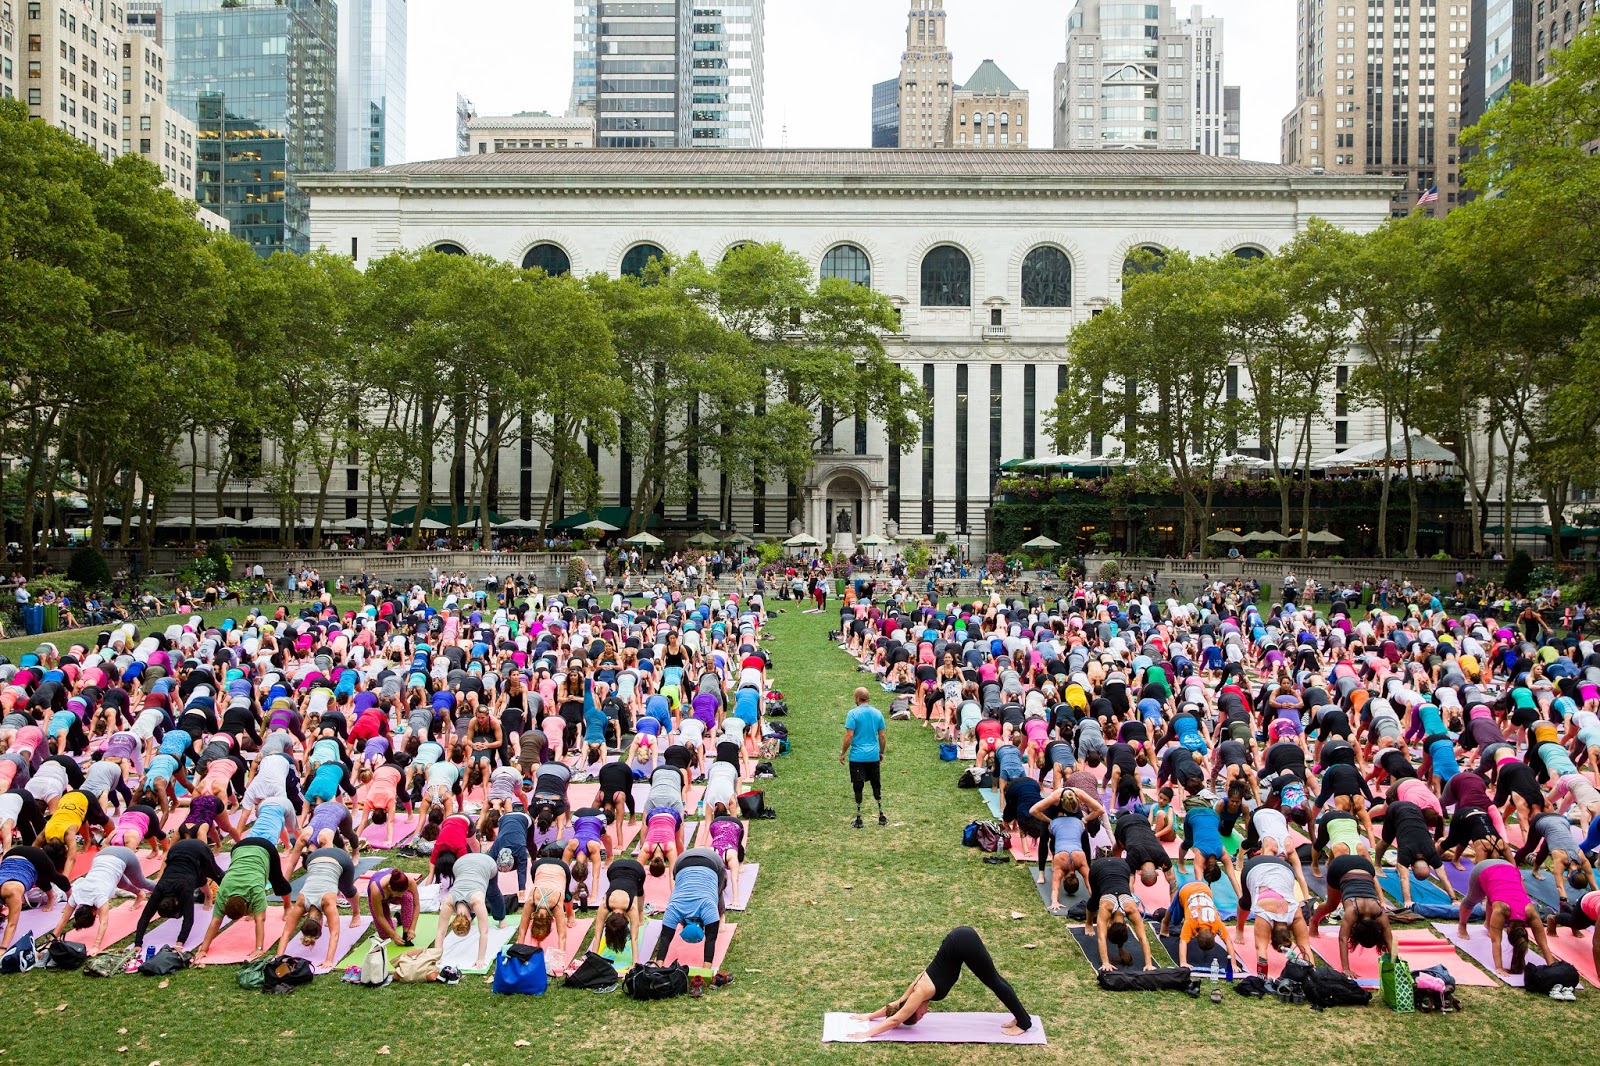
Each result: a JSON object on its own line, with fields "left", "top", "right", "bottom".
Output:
{"left": 145, "top": 944, "right": 157, "bottom": 963}
{"left": 1210, "top": 959, "right": 1220, "bottom": 984}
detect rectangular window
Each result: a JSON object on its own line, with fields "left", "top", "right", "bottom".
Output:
{"left": 989, "top": 364, "right": 1003, "bottom": 500}
{"left": 345, "top": 469, "right": 358, "bottom": 492}
{"left": 1023, "top": 364, "right": 1036, "bottom": 460}
{"left": 955, "top": 364, "right": 969, "bottom": 534}
{"left": 922, "top": 363, "right": 935, "bottom": 534}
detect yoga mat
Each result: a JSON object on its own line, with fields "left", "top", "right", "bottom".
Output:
{"left": 1540, "top": 928, "right": 1600, "bottom": 988}
{"left": 977, "top": 788, "right": 1003, "bottom": 820}
{"left": 145, "top": 904, "right": 224, "bottom": 953}
{"left": 1158, "top": 932, "right": 1236, "bottom": 976}
{"left": 1521, "top": 868, "right": 1566, "bottom": 916}
{"left": 536, "top": 917, "right": 593, "bottom": 975}
{"left": 68, "top": 848, "right": 165, "bottom": 881}
{"left": 289, "top": 855, "right": 383, "bottom": 898}
{"left": 821, "top": 1013, "right": 1047, "bottom": 1045}
{"left": 438, "top": 915, "right": 518, "bottom": 974}
{"left": 1430, "top": 923, "right": 1552, "bottom": 987}
{"left": 1377, "top": 868, "right": 1454, "bottom": 910}
{"left": 1444, "top": 859, "right": 1475, "bottom": 896}
{"left": 6, "top": 904, "right": 68, "bottom": 942}
{"left": 1070, "top": 923, "right": 1168, "bottom": 972}
{"left": 383, "top": 913, "right": 439, "bottom": 961}
{"left": 636, "top": 918, "right": 736, "bottom": 971}
{"left": 283, "top": 914, "right": 374, "bottom": 974}
{"left": 1006, "top": 827, "right": 1039, "bottom": 864}
{"left": 1306, "top": 931, "right": 1496, "bottom": 988}
{"left": 65, "top": 900, "right": 146, "bottom": 950}
{"left": 199, "top": 908, "right": 289, "bottom": 966}
{"left": 1132, "top": 874, "right": 1175, "bottom": 917}
{"left": 1033, "top": 870, "right": 1089, "bottom": 917}
{"left": 359, "top": 812, "right": 422, "bottom": 849}
{"left": 724, "top": 863, "right": 759, "bottom": 911}
{"left": 1298, "top": 864, "right": 1329, "bottom": 900}
{"left": 1174, "top": 868, "right": 1240, "bottom": 920}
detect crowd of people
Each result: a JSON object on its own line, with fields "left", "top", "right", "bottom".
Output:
{"left": 837, "top": 571, "right": 1600, "bottom": 1015}
{"left": 0, "top": 574, "right": 779, "bottom": 998}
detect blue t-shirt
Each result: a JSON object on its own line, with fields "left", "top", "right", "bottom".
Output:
{"left": 845, "top": 705, "right": 886, "bottom": 762}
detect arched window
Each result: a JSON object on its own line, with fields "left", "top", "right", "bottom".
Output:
{"left": 432, "top": 242, "right": 467, "bottom": 256}
{"left": 1021, "top": 246, "right": 1073, "bottom": 307}
{"left": 620, "top": 243, "right": 665, "bottom": 279}
{"left": 820, "top": 244, "right": 871, "bottom": 287}
{"left": 920, "top": 245, "right": 971, "bottom": 307}
{"left": 1232, "top": 245, "right": 1267, "bottom": 261}
{"left": 522, "top": 243, "right": 571, "bottom": 276}
{"left": 1122, "top": 244, "right": 1167, "bottom": 277}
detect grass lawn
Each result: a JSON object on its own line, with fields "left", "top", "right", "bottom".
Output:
{"left": 0, "top": 605, "right": 1595, "bottom": 1065}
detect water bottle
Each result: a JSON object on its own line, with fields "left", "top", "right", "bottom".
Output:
{"left": 145, "top": 944, "right": 157, "bottom": 963}
{"left": 1210, "top": 959, "right": 1220, "bottom": 983}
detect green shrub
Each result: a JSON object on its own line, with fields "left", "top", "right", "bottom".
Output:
{"left": 66, "top": 546, "right": 111, "bottom": 589}
{"left": 1098, "top": 559, "right": 1121, "bottom": 582}
{"left": 755, "top": 542, "right": 783, "bottom": 566}
{"left": 1504, "top": 551, "right": 1534, "bottom": 594}
{"left": 193, "top": 544, "right": 232, "bottom": 584}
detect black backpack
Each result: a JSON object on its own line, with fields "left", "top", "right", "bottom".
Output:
{"left": 564, "top": 951, "right": 620, "bottom": 991}
{"left": 1303, "top": 965, "right": 1372, "bottom": 1009}
{"left": 45, "top": 939, "right": 88, "bottom": 972}
{"left": 139, "top": 947, "right": 190, "bottom": 977}
{"left": 623, "top": 962, "right": 690, "bottom": 1000}
{"left": 262, "top": 954, "right": 316, "bottom": 994}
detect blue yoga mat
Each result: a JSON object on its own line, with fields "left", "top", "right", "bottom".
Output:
{"left": 1174, "top": 866, "right": 1240, "bottom": 919}
{"left": 978, "top": 787, "right": 1003, "bottom": 820}
{"left": 1376, "top": 867, "right": 1453, "bottom": 910}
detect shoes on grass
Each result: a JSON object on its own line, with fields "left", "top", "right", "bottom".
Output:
{"left": 852, "top": 816, "right": 863, "bottom": 830}
{"left": 689, "top": 975, "right": 706, "bottom": 998}
{"left": 878, "top": 812, "right": 888, "bottom": 826}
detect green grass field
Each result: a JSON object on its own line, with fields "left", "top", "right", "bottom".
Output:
{"left": 0, "top": 604, "right": 1596, "bottom": 1065}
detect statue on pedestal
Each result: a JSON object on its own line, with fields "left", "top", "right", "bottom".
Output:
{"left": 836, "top": 508, "right": 852, "bottom": 534}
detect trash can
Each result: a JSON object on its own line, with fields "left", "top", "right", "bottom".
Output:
{"left": 41, "top": 604, "right": 59, "bottom": 633}
{"left": 21, "top": 605, "right": 44, "bottom": 636}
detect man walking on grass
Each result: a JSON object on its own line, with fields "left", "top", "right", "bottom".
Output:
{"left": 842, "top": 687, "right": 887, "bottom": 829}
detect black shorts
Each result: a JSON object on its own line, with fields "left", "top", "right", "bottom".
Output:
{"left": 848, "top": 760, "right": 881, "bottom": 787}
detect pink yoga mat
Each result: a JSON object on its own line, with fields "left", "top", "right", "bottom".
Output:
{"left": 724, "top": 863, "right": 759, "bottom": 911}
{"left": 199, "top": 909, "right": 289, "bottom": 966}
{"left": 1430, "top": 923, "right": 1551, "bottom": 987}
{"left": 68, "top": 848, "right": 165, "bottom": 880}
{"left": 282, "top": 914, "right": 373, "bottom": 973}
{"left": 65, "top": 901, "right": 147, "bottom": 951}
{"left": 359, "top": 812, "right": 421, "bottom": 849}
{"left": 636, "top": 918, "right": 736, "bottom": 971}
{"left": 1306, "top": 931, "right": 1496, "bottom": 987}
{"left": 1540, "top": 928, "right": 1600, "bottom": 988}
{"left": 540, "top": 917, "right": 593, "bottom": 974}
{"left": 821, "top": 1013, "right": 1047, "bottom": 1045}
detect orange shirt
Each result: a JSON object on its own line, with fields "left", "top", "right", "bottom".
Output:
{"left": 1177, "top": 881, "right": 1228, "bottom": 942}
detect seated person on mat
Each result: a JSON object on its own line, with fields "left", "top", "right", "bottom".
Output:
{"left": 846, "top": 926, "right": 1031, "bottom": 1040}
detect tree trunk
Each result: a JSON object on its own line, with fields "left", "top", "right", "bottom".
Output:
{"left": 1404, "top": 435, "right": 1419, "bottom": 558}
{"left": 1376, "top": 415, "right": 1394, "bottom": 558}
{"left": 1298, "top": 421, "right": 1314, "bottom": 559}
{"left": 1500, "top": 426, "right": 1519, "bottom": 559}
{"left": 1547, "top": 482, "right": 1569, "bottom": 564}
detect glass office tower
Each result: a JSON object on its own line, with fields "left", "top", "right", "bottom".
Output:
{"left": 337, "top": 0, "right": 406, "bottom": 170}
{"left": 164, "top": 0, "right": 337, "bottom": 256}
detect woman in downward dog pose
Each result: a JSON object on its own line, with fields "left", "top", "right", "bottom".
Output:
{"left": 847, "top": 926, "right": 1032, "bottom": 1040}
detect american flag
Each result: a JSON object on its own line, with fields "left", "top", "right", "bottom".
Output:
{"left": 1418, "top": 186, "right": 1439, "bottom": 205}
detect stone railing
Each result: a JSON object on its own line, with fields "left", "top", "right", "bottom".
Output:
{"left": 1083, "top": 554, "right": 1596, "bottom": 598}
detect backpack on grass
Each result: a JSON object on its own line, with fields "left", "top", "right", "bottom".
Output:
{"left": 623, "top": 962, "right": 689, "bottom": 1000}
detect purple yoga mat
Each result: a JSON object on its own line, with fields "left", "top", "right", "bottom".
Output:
{"left": 1431, "top": 922, "right": 1551, "bottom": 987}
{"left": 822, "top": 1013, "right": 1047, "bottom": 1045}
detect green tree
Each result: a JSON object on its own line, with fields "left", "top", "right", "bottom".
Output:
{"left": 1053, "top": 252, "right": 1247, "bottom": 557}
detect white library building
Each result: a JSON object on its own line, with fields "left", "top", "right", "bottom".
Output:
{"left": 280, "top": 149, "right": 1399, "bottom": 550}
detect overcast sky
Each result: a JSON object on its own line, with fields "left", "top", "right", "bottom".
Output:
{"left": 407, "top": 0, "right": 1293, "bottom": 163}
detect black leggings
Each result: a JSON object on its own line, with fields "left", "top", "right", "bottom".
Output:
{"left": 849, "top": 760, "right": 882, "bottom": 806}
{"left": 924, "top": 927, "right": 1031, "bottom": 1030}
{"left": 650, "top": 918, "right": 721, "bottom": 968}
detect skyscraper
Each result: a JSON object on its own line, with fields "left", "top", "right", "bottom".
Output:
{"left": 687, "top": 2, "right": 763, "bottom": 147}
{"left": 1183, "top": 5, "right": 1231, "bottom": 155}
{"left": 897, "top": 0, "right": 953, "bottom": 148}
{"left": 871, "top": 76, "right": 900, "bottom": 147}
{"left": 1053, "top": 1, "right": 1194, "bottom": 150}
{"left": 163, "top": 0, "right": 337, "bottom": 255}
{"left": 574, "top": 0, "right": 764, "bottom": 148}
{"left": 1222, "top": 84, "right": 1240, "bottom": 156}
{"left": 19, "top": 0, "right": 124, "bottom": 161}
{"left": 569, "top": 0, "right": 596, "bottom": 118}
{"left": 1531, "top": 0, "right": 1589, "bottom": 82}
{"left": 336, "top": 0, "right": 406, "bottom": 170}
{"left": 1280, "top": 0, "right": 1468, "bottom": 216}
{"left": 1463, "top": 0, "right": 1527, "bottom": 132}
{"left": 126, "top": 0, "right": 164, "bottom": 41}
